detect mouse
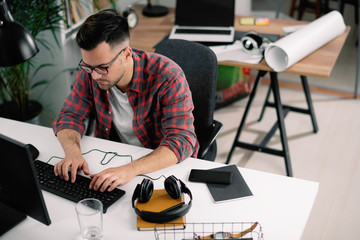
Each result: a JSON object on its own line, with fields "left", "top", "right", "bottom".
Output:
{"left": 26, "top": 143, "right": 40, "bottom": 160}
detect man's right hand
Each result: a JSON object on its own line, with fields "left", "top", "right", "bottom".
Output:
{"left": 54, "top": 156, "right": 90, "bottom": 183}
{"left": 54, "top": 129, "right": 89, "bottom": 183}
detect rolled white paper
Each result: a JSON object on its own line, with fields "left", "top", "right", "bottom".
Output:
{"left": 264, "top": 10, "right": 346, "bottom": 72}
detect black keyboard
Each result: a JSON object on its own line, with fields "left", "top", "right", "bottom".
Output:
{"left": 175, "top": 28, "right": 231, "bottom": 35}
{"left": 34, "top": 160, "right": 125, "bottom": 213}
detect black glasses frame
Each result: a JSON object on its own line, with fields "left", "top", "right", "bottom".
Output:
{"left": 78, "top": 48, "right": 126, "bottom": 75}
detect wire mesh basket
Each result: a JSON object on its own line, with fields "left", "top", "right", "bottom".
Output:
{"left": 154, "top": 222, "right": 263, "bottom": 240}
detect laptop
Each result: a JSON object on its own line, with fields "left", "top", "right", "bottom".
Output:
{"left": 169, "top": 0, "right": 235, "bottom": 44}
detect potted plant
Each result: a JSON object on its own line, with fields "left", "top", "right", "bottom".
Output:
{"left": 0, "top": 0, "right": 64, "bottom": 122}
{"left": 93, "top": 0, "right": 116, "bottom": 10}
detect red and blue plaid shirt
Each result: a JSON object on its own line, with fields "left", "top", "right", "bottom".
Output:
{"left": 53, "top": 49, "right": 199, "bottom": 161}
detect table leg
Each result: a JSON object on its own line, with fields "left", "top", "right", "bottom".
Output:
{"left": 226, "top": 70, "right": 267, "bottom": 165}
{"left": 259, "top": 75, "right": 318, "bottom": 133}
{"left": 300, "top": 75, "right": 318, "bottom": 133}
{"left": 270, "top": 72, "right": 293, "bottom": 177}
{"left": 356, "top": 5, "right": 360, "bottom": 98}
{"left": 226, "top": 71, "right": 295, "bottom": 177}
{"left": 258, "top": 85, "right": 271, "bottom": 121}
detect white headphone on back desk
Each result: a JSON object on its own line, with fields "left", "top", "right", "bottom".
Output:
{"left": 240, "top": 31, "right": 270, "bottom": 55}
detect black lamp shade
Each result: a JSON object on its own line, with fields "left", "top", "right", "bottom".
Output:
{"left": 0, "top": 0, "right": 39, "bottom": 67}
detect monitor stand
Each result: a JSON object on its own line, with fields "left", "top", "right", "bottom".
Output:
{"left": 0, "top": 202, "right": 27, "bottom": 236}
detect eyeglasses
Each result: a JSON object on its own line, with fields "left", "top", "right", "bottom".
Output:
{"left": 78, "top": 48, "right": 125, "bottom": 75}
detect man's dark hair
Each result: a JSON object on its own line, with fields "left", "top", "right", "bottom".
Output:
{"left": 76, "top": 9, "right": 130, "bottom": 50}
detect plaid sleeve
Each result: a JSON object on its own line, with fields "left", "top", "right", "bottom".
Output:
{"left": 52, "top": 70, "right": 94, "bottom": 137}
{"left": 158, "top": 71, "right": 199, "bottom": 161}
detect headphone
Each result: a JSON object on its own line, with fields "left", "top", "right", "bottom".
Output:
{"left": 240, "top": 32, "right": 270, "bottom": 55}
{"left": 132, "top": 175, "right": 192, "bottom": 223}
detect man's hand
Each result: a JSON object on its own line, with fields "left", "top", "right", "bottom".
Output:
{"left": 89, "top": 146, "right": 178, "bottom": 192}
{"left": 89, "top": 164, "right": 136, "bottom": 192}
{"left": 55, "top": 129, "right": 88, "bottom": 183}
{"left": 54, "top": 156, "right": 90, "bottom": 183}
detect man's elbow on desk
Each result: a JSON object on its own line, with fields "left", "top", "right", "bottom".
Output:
{"left": 161, "top": 133, "right": 199, "bottom": 161}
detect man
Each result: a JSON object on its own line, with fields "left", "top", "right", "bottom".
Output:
{"left": 53, "top": 9, "right": 199, "bottom": 192}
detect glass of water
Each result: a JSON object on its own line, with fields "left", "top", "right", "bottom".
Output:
{"left": 76, "top": 198, "right": 103, "bottom": 240}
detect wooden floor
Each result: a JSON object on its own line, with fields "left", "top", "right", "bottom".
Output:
{"left": 214, "top": 85, "right": 360, "bottom": 239}
{"left": 214, "top": 1, "right": 360, "bottom": 239}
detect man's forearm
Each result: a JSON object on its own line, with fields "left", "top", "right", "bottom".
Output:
{"left": 129, "top": 146, "right": 178, "bottom": 176}
{"left": 88, "top": 144, "right": 179, "bottom": 191}
{"left": 56, "top": 129, "right": 82, "bottom": 158}
{"left": 55, "top": 129, "right": 90, "bottom": 181}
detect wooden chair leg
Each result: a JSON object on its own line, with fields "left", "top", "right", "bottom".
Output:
{"left": 354, "top": 0, "right": 359, "bottom": 25}
{"left": 292, "top": 0, "right": 332, "bottom": 21}
{"left": 297, "top": 0, "right": 307, "bottom": 20}
{"left": 315, "top": 0, "right": 321, "bottom": 18}
{"left": 339, "top": 0, "right": 345, "bottom": 13}
{"left": 290, "top": 0, "right": 297, "bottom": 17}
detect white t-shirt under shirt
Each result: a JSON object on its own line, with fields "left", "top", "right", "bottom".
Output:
{"left": 109, "top": 87, "right": 143, "bottom": 147}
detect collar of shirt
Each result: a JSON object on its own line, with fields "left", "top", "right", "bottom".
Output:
{"left": 128, "top": 48, "right": 144, "bottom": 94}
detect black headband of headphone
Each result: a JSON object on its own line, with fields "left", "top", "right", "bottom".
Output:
{"left": 132, "top": 175, "right": 192, "bottom": 223}
{"left": 241, "top": 32, "right": 264, "bottom": 52}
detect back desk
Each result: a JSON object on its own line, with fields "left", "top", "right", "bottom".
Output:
{"left": 0, "top": 117, "right": 318, "bottom": 240}
{"left": 130, "top": 5, "right": 349, "bottom": 78}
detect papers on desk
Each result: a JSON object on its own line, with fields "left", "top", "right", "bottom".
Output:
{"left": 209, "top": 40, "right": 263, "bottom": 64}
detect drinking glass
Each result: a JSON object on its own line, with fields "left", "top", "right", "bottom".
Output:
{"left": 75, "top": 198, "right": 103, "bottom": 240}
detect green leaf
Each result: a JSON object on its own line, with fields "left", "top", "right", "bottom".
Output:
{"left": 32, "top": 63, "right": 55, "bottom": 78}
{"left": 31, "top": 80, "right": 49, "bottom": 90}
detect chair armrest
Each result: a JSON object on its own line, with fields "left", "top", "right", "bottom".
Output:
{"left": 198, "top": 120, "right": 223, "bottom": 159}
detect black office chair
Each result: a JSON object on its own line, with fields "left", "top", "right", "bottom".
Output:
{"left": 155, "top": 39, "right": 223, "bottom": 161}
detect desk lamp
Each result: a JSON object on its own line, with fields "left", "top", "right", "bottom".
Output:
{"left": 0, "top": 0, "right": 39, "bottom": 67}
{"left": 142, "top": 0, "right": 168, "bottom": 17}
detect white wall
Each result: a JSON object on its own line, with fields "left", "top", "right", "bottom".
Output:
{"left": 235, "top": 0, "right": 252, "bottom": 16}
{"left": 30, "top": 29, "right": 72, "bottom": 127}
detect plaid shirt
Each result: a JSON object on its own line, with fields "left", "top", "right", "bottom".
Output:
{"left": 53, "top": 49, "right": 199, "bottom": 161}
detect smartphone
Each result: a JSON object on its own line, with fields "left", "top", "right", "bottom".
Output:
{"left": 188, "top": 169, "right": 232, "bottom": 184}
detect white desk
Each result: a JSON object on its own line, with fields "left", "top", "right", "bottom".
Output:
{"left": 0, "top": 117, "right": 318, "bottom": 240}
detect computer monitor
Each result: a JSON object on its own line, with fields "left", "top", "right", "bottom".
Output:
{"left": 0, "top": 134, "right": 51, "bottom": 236}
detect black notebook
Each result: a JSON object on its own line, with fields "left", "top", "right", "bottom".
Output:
{"left": 206, "top": 165, "right": 253, "bottom": 203}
